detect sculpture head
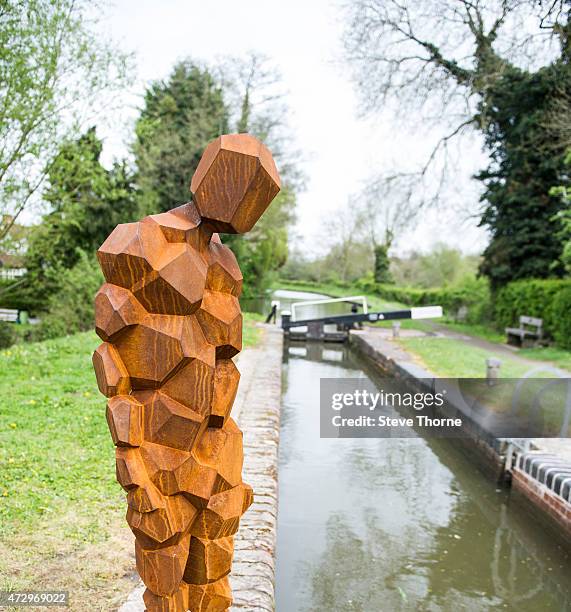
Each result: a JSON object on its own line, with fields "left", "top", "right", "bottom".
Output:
{"left": 190, "top": 133, "right": 281, "bottom": 234}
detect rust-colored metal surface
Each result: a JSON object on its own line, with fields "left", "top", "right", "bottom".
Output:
{"left": 92, "top": 134, "right": 280, "bottom": 611}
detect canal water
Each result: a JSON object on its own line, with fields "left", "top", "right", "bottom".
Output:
{"left": 273, "top": 294, "right": 571, "bottom": 612}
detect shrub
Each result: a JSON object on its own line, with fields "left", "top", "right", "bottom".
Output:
{"left": 494, "top": 279, "right": 571, "bottom": 338}
{"left": 0, "top": 322, "right": 17, "bottom": 349}
{"left": 31, "top": 252, "right": 104, "bottom": 341}
{"left": 552, "top": 286, "right": 571, "bottom": 349}
{"left": 0, "top": 277, "right": 44, "bottom": 313}
{"left": 355, "top": 276, "right": 492, "bottom": 323}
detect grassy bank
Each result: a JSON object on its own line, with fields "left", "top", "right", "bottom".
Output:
{"left": 396, "top": 335, "right": 571, "bottom": 434}
{"left": 398, "top": 334, "right": 571, "bottom": 378}
{"left": 398, "top": 336, "right": 532, "bottom": 378}
{"left": 0, "top": 314, "right": 262, "bottom": 610}
{"left": 518, "top": 346, "right": 571, "bottom": 372}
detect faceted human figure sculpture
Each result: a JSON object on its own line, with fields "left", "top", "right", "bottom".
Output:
{"left": 92, "top": 134, "right": 280, "bottom": 611}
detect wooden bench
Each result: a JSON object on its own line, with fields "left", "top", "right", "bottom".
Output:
{"left": 0, "top": 308, "right": 18, "bottom": 323}
{"left": 506, "top": 316, "right": 543, "bottom": 347}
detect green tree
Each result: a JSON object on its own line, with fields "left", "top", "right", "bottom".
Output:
{"left": 343, "top": 0, "right": 571, "bottom": 289}
{"left": 0, "top": 0, "right": 130, "bottom": 241}
{"left": 26, "top": 127, "right": 138, "bottom": 299}
{"left": 478, "top": 54, "right": 571, "bottom": 286}
{"left": 374, "top": 245, "right": 392, "bottom": 284}
{"left": 551, "top": 149, "right": 571, "bottom": 273}
{"left": 32, "top": 251, "right": 104, "bottom": 340}
{"left": 133, "top": 62, "right": 229, "bottom": 214}
{"left": 133, "top": 55, "right": 300, "bottom": 298}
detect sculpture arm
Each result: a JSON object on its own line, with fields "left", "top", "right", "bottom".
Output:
{"left": 92, "top": 341, "right": 131, "bottom": 397}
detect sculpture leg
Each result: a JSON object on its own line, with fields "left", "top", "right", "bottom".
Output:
{"left": 186, "top": 576, "right": 232, "bottom": 612}
{"left": 139, "top": 535, "right": 234, "bottom": 612}
{"left": 143, "top": 584, "right": 189, "bottom": 612}
{"left": 183, "top": 535, "right": 234, "bottom": 611}
{"left": 136, "top": 535, "right": 190, "bottom": 611}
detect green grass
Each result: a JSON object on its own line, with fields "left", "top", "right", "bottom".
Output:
{"left": 398, "top": 336, "right": 534, "bottom": 378}
{"left": 518, "top": 345, "right": 571, "bottom": 371}
{"left": 398, "top": 336, "right": 571, "bottom": 435}
{"left": 437, "top": 319, "right": 506, "bottom": 343}
{"left": 0, "top": 314, "right": 262, "bottom": 539}
{"left": 0, "top": 332, "right": 116, "bottom": 539}
{"left": 400, "top": 324, "right": 571, "bottom": 376}
{"left": 242, "top": 311, "right": 264, "bottom": 346}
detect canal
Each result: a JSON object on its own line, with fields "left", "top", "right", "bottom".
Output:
{"left": 272, "top": 291, "right": 571, "bottom": 612}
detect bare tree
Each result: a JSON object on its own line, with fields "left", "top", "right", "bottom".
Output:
{"left": 214, "top": 52, "right": 304, "bottom": 191}
{"left": 320, "top": 197, "right": 373, "bottom": 282}
{"left": 212, "top": 53, "right": 305, "bottom": 291}
{"left": 358, "top": 173, "right": 427, "bottom": 250}
{"left": 342, "top": 0, "right": 568, "bottom": 216}
{"left": 0, "top": 0, "right": 131, "bottom": 242}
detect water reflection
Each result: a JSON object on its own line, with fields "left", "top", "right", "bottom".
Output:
{"left": 276, "top": 342, "right": 571, "bottom": 612}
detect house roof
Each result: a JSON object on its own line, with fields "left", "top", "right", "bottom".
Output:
{"left": 0, "top": 253, "right": 25, "bottom": 268}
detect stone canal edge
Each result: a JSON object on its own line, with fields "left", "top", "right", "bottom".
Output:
{"left": 120, "top": 324, "right": 284, "bottom": 612}
{"left": 350, "top": 328, "right": 571, "bottom": 549}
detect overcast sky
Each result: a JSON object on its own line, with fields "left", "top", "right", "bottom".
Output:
{"left": 97, "top": 0, "right": 489, "bottom": 256}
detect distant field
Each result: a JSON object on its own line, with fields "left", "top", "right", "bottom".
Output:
{"left": 274, "top": 279, "right": 408, "bottom": 311}
{"left": 0, "top": 313, "right": 262, "bottom": 610}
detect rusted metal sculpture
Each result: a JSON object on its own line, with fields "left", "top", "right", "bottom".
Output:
{"left": 92, "top": 134, "right": 280, "bottom": 611}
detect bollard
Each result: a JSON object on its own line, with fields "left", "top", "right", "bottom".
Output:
{"left": 392, "top": 322, "right": 401, "bottom": 339}
{"left": 486, "top": 357, "right": 501, "bottom": 385}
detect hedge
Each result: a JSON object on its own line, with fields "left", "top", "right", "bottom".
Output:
{"left": 553, "top": 287, "right": 571, "bottom": 349}
{"left": 494, "top": 279, "right": 571, "bottom": 339}
{"left": 355, "top": 277, "right": 491, "bottom": 323}
{"left": 0, "top": 277, "right": 43, "bottom": 313}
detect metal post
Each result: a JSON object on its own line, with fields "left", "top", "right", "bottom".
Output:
{"left": 281, "top": 311, "right": 291, "bottom": 332}
{"left": 392, "top": 322, "right": 401, "bottom": 339}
